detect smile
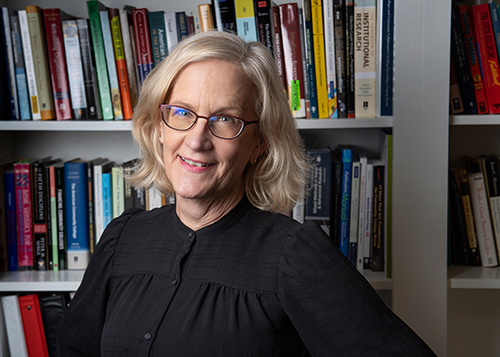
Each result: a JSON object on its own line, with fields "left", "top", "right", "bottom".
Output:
{"left": 180, "top": 156, "right": 214, "bottom": 168}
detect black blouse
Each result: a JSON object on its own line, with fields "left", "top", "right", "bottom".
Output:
{"left": 57, "top": 197, "right": 435, "bottom": 356}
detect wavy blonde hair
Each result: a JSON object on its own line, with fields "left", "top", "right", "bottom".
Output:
{"left": 130, "top": 31, "right": 311, "bottom": 213}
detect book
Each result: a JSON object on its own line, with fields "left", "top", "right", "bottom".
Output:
{"left": 100, "top": 9, "right": 123, "bottom": 120}
{"left": 47, "top": 162, "right": 61, "bottom": 270}
{"left": 333, "top": 0, "right": 347, "bottom": 118}
{"left": 165, "top": 12, "right": 179, "bottom": 53}
{"left": 0, "top": 298, "right": 9, "bottom": 356}
{"left": 176, "top": 12, "right": 188, "bottom": 41}
{"left": 234, "top": 0, "right": 258, "bottom": 41}
{"left": 76, "top": 18, "right": 100, "bottom": 119}
{"left": 255, "top": 0, "right": 274, "bottom": 54}
{"left": 87, "top": 0, "right": 114, "bottom": 120}
{"left": 87, "top": 158, "right": 105, "bottom": 255}
{"left": 362, "top": 160, "right": 373, "bottom": 269}
{"left": 449, "top": 58, "right": 464, "bottom": 115}
{"left": 356, "top": 153, "right": 367, "bottom": 270}
{"left": 280, "top": 3, "right": 306, "bottom": 118}
{"left": 302, "top": 0, "right": 319, "bottom": 118}
{"left": 198, "top": 4, "right": 215, "bottom": 32}
{"left": 119, "top": 7, "right": 138, "bottom": 109}
{"left": 132, "top": 8, "right": 154, "bottom": 87}
{"left": 213, "top": 0, "right": 237, "bottom": 32}
{"left": 381, "top": 130, "right": 392, "bottom": 277}
{"left": 0, "top": 11, "right": 13, "bottom": 120}
{"left": 18, "top": 10, "right": 40, "bottom": 120}
{"left": 112, "top": 165, "right": 125, "bottom": 218}
{"left": 43, "top": 8, "right": 72, "bottom": 120}
{"left": 1, "top": 8, "right": 20, "bottom": 120}
{"left": 18, "top": 294, "right": 49, "bottom": 357}
{"left": 370, "top": 159, "right": 384, "bottom": 271}
{"left": 354, "top": 0, "right": 377, "bottom": 118}
{"left": 449, "top": 171, "right": 471, "bottom": 265}
{"left": 2, "top": 295, "right": 28, "bottom": 357}
{"left": 102, "top": 164, "right": 113, "bottom": 230}
{"left": 64, "top": 160, "right": 90, "bottom": 270}
{"left": 310, "top": 0, "right": 329, "bottom": 118}
{"left": 305, "top": 149, "right": 332, "bottom": 224}
{"left": 348, "top": 158, "right": 360, "bottom": 265}
{"left": 339, "top": 146, "right": 352, "bottom": 258}
{"left": 470, "top": 4, "right": 500, "bottom": 114}
{"left": 468, "top": 171, "right": 499, "bottom": 267}
{"left": 62, "top": 19, "right": 88, "bottom": 120}
{"left": 26, "top": 5, "right": 55, "bottom": 120}
{"left": 323, "top": 0, "right": 338, "bottom": 118}
{"left": 3, "top": 164, "right": 17, "bottom": 271}
{"left": 93, "top": 160, "right": 112, "bottom": 244}
{"left": 345, "top": 0, "right": 355, "bottom": 118}
{"left": 212, "top": 0, "right": 224, "bottom": 31}
{"left": 147, "top": 186, "right": 163, "bottom": 210}
{"left": 39, "top": 293, "right": 69, "bottom": 357}
{"left": 377, "top": 0, "right": 394, "bottom": 116}
{"left": 148, "top": 11, "right": 168, "bottom": 67}
{"left": 329, "top": 148, "right": 343, "bottom": 246}
{"left": 54, "top": 163, "right": 66, "bottom": 270}
{"left": 271, "top": 6, "right": 286, "bottom": 90}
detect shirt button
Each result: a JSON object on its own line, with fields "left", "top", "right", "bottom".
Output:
{"left": 171, "top": 279, "right": 178, "bottom": 286}
{"left": 144, "top": 332, "right": 152, "bottom": 340}
{"left": 187, "top": 232, "right": 194, "bottom": 238}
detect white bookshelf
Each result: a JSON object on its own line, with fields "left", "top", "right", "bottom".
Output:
{"left": 0, "top": 270, "right": 84, "bottom": 292}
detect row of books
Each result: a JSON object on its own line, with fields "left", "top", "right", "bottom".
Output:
{"left": 450, "top": 2, "right": 500, "bottom": 115}
{"left": 0, "top": 293, "right": 70, "bottom": 357}
{"left": 449, "top": 155, "right": 500, "bottom": 268}
{"left": 0, "top": 157, "right": 164, "bottom": 273}
{"left": 293, "top": 130, "right": 392, "bottom": 275}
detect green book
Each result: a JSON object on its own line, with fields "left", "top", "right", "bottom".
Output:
{"left": 148, "top": 11, "right": 168, "bottom": 67}
{"left": 87, "top": 0, "right": 113, "bottom": 120}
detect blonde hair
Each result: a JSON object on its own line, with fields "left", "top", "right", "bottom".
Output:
{"left": 130, "top": 31, "right": 311, "bottom": 213}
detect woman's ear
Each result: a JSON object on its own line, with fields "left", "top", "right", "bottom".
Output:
{"left": 250, "top": 136, "right": 269, "bottom": 164}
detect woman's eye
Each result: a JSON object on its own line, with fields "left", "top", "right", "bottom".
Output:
{"left": 173, "top": 108, "right": 191, "bottom": 117}
{"left": 217, "top": 116, "right": 234, "bottom": 123}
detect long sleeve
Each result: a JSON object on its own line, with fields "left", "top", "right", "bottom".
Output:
{"left": 278, "top": 222, "right": 436, "bottom": 357}
{"left": 57, "top": 208, "right": 142, "bottom": 356}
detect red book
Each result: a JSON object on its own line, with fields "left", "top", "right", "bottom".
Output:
{"left": 471, "top": 4, "right": 500, "bottom": 114}
{"left": 131, "top": 8, "right": 153, "bottom": 87}
{"left": 19, "top": 294, "right": 49, "bottom": 357}
{"left": 14, "top": 160, "right": 34, "bottom": 271}
{"left": 271, "top": 6, "right": 286, "bottom": 90}
{"left": 459, "top": 5, "right": 488, "bottom": 114}
{"left": 43, "top": 9, "right": 73, "bottom": 120}
{"left": 279, "top": 3, "right": 306, "bottom": 118}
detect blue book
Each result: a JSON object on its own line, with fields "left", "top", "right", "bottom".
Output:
{"left": 102, "top": 171, "right": 112, "bottom": 229}
{"left": 379, "top": 0, "right": 394, "bottom": 116}
{"left": 176, "top": 12, "right": 188, "bottom": 42}
{"left": 4, "top": 170, "right": 17, "bottom": 271}
{"left": 339, "top": 146, "right": 352, "bottom": 258}
{"left": 64, "top": 160, "right": 90, "bottom": 270}
{"left": 1, "top": 7, "right": 19, "bottom": 120}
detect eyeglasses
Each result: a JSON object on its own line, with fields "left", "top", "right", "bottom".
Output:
{"left": 159, "top": 104, "right": 258, "bottom": 140}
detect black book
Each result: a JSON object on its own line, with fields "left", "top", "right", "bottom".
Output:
{"left": 333, "top": 0, "right": 347, "bottom": 118}
{"left": 55, "top": 163, "right": 67, "bottom": 269}
{"left": 212, "top": 0, "right": 237, "bottom": 33}
{"left": 39, "top": 293, "right": 70, "bottom": 357}
{"left": 344, "top": 1, "right": 355, "bottom": 118}
{"left": 254, "top": 0, "right": 274, "bottom": 55}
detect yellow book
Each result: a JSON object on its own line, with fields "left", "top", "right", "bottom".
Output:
{"left": 198, "top": 4, "right": 214, "bottom": 32}
{"left": 311, "top": 0, "right": 328, "bottom": 118}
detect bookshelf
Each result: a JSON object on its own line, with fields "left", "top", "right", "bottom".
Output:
{"left": 0, "top": 0, "right": 452, "bottom": 355}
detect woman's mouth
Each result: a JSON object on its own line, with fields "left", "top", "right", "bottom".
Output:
{"left": 179, "top": 156, "right": 213, "bottom": 168}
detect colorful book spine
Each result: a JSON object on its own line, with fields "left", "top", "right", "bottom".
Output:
{"left": 271, "top": 6, "right": 286, "bottom": 90}
{"left": 323, "top": 0, "right": 338, "bottom": 118}
{"left": 333, "top": 0, "right": 347, "bottom": 118}
{"left": 55, "top": 164, "right": 66, "bottom": 269}
{"left": 87, "top": 0, "right": 113, "bottom": 120}
{"left": 176, "top": 12, "right": 188, "bottom": 41}
{"left": 378, "top": 0, "right": 394, "bottom": 116}
{"left": 489, "top": 2, "right": 500, "bottom": 112}
{"left": 32, "top": 161, "right": 49, "bottom": 271}
{"left": 148, "top": 11, "right": 168, "bottom": 67}
{"left": 345, "top": 0, "right": 355, "bottom": 118}
{"left": 255, "top": 0, "right": 274, "bottom": 54}
{"left": 14, "top": 160, "right": 33, "bottom": 271}
{"left": 311, "top": 0, "right": 328, "bottom": 118}
{"left": 48, "top": 165, "right": 59, "bottom": 270}
{"left": 1, "top": 8, "right": 19, "bottom": 120}
{"left": 18, "top": 10, "right": 40, "bottom": 120}
{"left": 76, "top": 18, "right": 100, "bottom": 119}
{"left": 100, "top": 10, "right": 123, "bottom": 120}
{"left": 339, "top": 147, "right": 352, "bottom": 257}
{"left": 43, "top": 8, "right": 72, "bottom": 120}
{"left": 363, "top": 160, "right": 373, "bottom": 269}
{"left": 471, "top": 4, "right": 500, "bottom": 114}
{"left": 354, "top": 0, "right": 377, "bottom": 118}
{"left": 102, "top": 171, "right": 112, "bottom": 229}
{"left": 18, "top": 294, "right": 49, "bottom": 357}
{"left": 132, "top": 8, "right": 154, "bottom": 87}
{"left": 62, "top": 20, "right": 88, "bottom": 120}
{"left": 119, "top": 9, "right": 138, "bottom": 108}
{"left": 64, "top": 161, "right": 90, "bottom": 270}
{"left": 93, "top": 161, "right": 111, "bottom": 243}
{"left": 349, "top": 159, "right": 361, "bottom": 265}
{"left": 302, "top": 0, "right": 318, "bottom": 118}
{"left": 4, "top": 170, "right": 17, "bottom": 271}
{"left": 9, "top": 10, "right": 30, "bottom": 120}
{"left": 280, "top": 3, "right": 306, "bottom": 119}
{"left": 112, "top": 166, "right": 125, "bottom": 218}
{"left": 198, "top": 4, "right": 215, "bottom": 32}
{"left": 234, "top": 0, "right": 258, "bottom": 41}
{"left": 370, "top": 159, "right": 384, "bottom": 271}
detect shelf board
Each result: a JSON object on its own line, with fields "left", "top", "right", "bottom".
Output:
{"left": 361, "top": 270, "right": 392, "bottom": 290}
{"left": 448, "top": 265, "right": 500, "bottom": 289}
{"left": 449, "top": 115, "right": 500, "bottom": 126}
{"left": 0, "top": 270, "right": 84, "bottom": 292}
{"left": 296, "top": 117, "right": 393, "bottom": 129}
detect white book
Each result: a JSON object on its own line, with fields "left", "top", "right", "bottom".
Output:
{"left": 2, "top": 295, "right": 28, "bottom": 357}
{"left": 147, "top": 186, "right": 163, "bottom": 210}
{"left": 468, "top": 172, "right": 499, "bottom": 267}
{"left": 363, "top": 160, "right": 373, "bottom": 269}
{"left": 0, "top": 298, "right": 10, "bottom": 357}
{"left": 18, "top": 10, "right": 40, "bottom": 120}
{"left": 356, "top": 154, "right": 368, "bottom": 270}
{"left": 212, "top": 0, "right": 224, "bottom": 31}
{"left": 112, "top": 165, "right": 125, "bottom": 218}
{"left": 165, "top": 12, "right": 179, "bottom": 54}
{"left": 323, "top": 0, "right": 338, "bottom": 118}
{"left": 349, "top": 160, "right": 361, "bottom": 263}
{"left": 2, "top": 8, "right": 19, "bottom": 120}
{"left": 190, "top": 11, "right": 201, "bottom": 34}
{"left": 292, "top": 182, "right": 305, "bottom": 223}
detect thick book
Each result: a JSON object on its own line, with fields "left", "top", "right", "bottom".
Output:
{"left": 349, "top": 158, "right": 360, "bottom": 266}
{"left": 345, "top": 0, "right": 355, "bottom": 117}
{"left": 112, "top": 165, "right": 125, "bottom": 219}
{"left": 471, "top": 4, "right": 500, "bottom": 114}
{"left": 280, "top": 3, "right": 306, "bottom": 118}
{"left": 119, "top": 8, "right": 138, "bottom": 109}
{"left": 39, "top": 293, "right": 69, "bottom": 357}
{"left": 234, "top": 0, "right": 258, "bottom": 41}
{"left": 212, "top": 0, "right": 237, "bottom": 32}
{"left": 176, "top": 12, "right": 188, "bottom": 41}
{"left": 132, "top": 8, "right": 154, "bottom": 87}
{"left": 356, "top": 153, "right": 367, "bottom": 270}
{"left": 198, "top": 4, "right": 215, "bottom": 32}
{"left": 102, "top": 165, "right": 113, "bottom": 230}
{"left": 339, "top": 146, "right": 352, "bottom": 258}
{"left": 305, "top": 149, "right": 332, "bottom": 223}
{"left": 64, "top": 160, "right": 90, "bottom": 270}
{"left": 370, "top": 159, "right": 385, "bottom": 272}
{"left": 62, "top": 19, "right": 88, "bottom": 120}
{"left": 302, "top": 0, "right": 319, "bottom": 118}
{"left": 271, "top": 6, "right": 286, "bottom": 90}
{"left": 18, "top": 10, "right": 40, "bottom": 120}
{"left": 468, "top": 171, "right": 499, "bottom": 267}
{"left": 165, "top": 12, "right": 179, "bottom": 53}
{"left": 362, "top": 160, "right": 373, "bottom": 269}
{"left": 2, "top": 295, "right": 28, "bottom": 357}
{"left": 100, "top": 10, "right": 123, "bottom": 120}
{"left": 377, "top": 0, "right": 394, "bottom": 116}
{"left": 333, "top": 0, "right": 347, "bottom": 118}
{"left": 26, "top": 6, "right": 55, "bottom": 120}
{"left": 18, "top": 294, "right": 49, "bottom": 357}
{"left": 43, "top": 8, "right": 72, "bottom": 120}
{"left": 3, "top": 166, "right": 18, "bottom": 271}
{"left": 323, "top": 0, "right": 338, "bottom": 118}
{"left": 76, "top": 18, "right": 100, "bottom": 119}
{"left": 1, "top": 8, "right": 20, "bottom": 120}
{"left": 311, "top": 0, "right": 328, "bottom": 118}
{"left": 87, "top": 0, "right": 114, "bottom": 120}
{"left": 148, "top": 11, "right": 168, "bottom": 67}
{"left": 255, "top": 0, "right": 274, "bottom": 55}
{"left": 354, "top": 0, "right": 377, "bottom": 118}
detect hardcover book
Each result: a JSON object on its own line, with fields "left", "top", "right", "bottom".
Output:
{"left": 305, "top": 149, "right": 332, "bottom": 223}
{"left": 119, "top": 8, "right": 138, "bottom": 108}
{"left": 212, "top": 0, "right": 237, "bottom": 32}
{"left": 370, "top": 159, "right": 385, "bottom": 272}
{"left": 378, "top": 0, "right": 394, "bottom": 116}
{"left": 362, "top": 160, "right": 373, "bottom": 269}
{"left": 176, "top": 12, "right": 188, "bottom": 41}
{"left": 349, "top": 158, "right": 360, "bottom": 265}
{"left": 18, "top": 294, "right": 49, "bottom": 357}
{"left": 234, "top": 0, "right": 258, "bottom": 41}
{"left": 165, "top": 12, "right": 179, "bottom": 53}
{"left": 339, "top": 146, "right": 352, "bottom": 257}
{"left": 3, "top": 166, "right": 17, "bottom": 271}
{"left": 271, "top": 6, "right": 286, "bottom": 90}
{"left": 132, "top": 8, "right": 154, "bottom": 87}
{"left": 311, "top": 0, "right": 328, "bottom": 118}
{"left": 2, "top": 295, "right": 28, "bottom": 357}
{"left": 356, "top": 153, "right": 368, "bottom": 270}
{"left": 323, "top": 0, "right": 338, "bottom": 118}
{"left": 302, "top": 0, "right": 319, "bottom": 118}
{"left": 112, "top": 165, "right": 125, "bottom": 219}
{"left": 198, "top": 4, "right": 215, "bottom": 32}
{"left": 1, "top": 8, "right": 20, "bottom": 120}
{"left": 148, "top": 11, "right": 169, "bottom": 67}
{"left": 333, "top": 0, "right": 347, "bottom": 118}
{"left": 54, "top": 162, "right": 66, "bottom": 269}
{"left": 255, "top": 0, "right": 274, "bottom": 55}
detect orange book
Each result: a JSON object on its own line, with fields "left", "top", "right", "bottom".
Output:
{"left": 109, "top": 8, "right": 133, "bottom": 119}
{"left": 198, "top": 4, "right": 215, "bottom": 32}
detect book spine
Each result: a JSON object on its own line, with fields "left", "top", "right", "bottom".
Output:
{"left": 148, "top": 11, "right": 167, "bottom": 67}
{"left": 212, "top": 0, "right": 224, "bottom": 31}
{"left": 363, "top": 161, "right": 373, "bottom": 269}
{"left": 48, "top": 166, "right": 58, "bottom": 270}
{"left": 234, "top": 0, "right": 258, "bottom": 41}
{"left": 44, "top": 164, "right": 53, "bottom": 270}
{"left": 198, "top": 4, "right": 215, "bottom": 32}
{"left": 215, "top": 0, "right": 237, "bottom": 32}
{"left": 176, "top": 12, "right": 188, "bottom": 41}
{"left": 14, "top": 162, "right": 33, "bottom": 271}
{"left": 354, "top": 0, "right": 377, "bottom": 118}
{"left": 2, "top": 8, "right": 19, "bottom": 120}
{"left": 349, "top": 160, "right": 360, "bottom": 265}
{"left": 356, "top": 154, "right": 367, "bottom": 270}
{"left": 280, "top": 3, "right": 306, "bottom": 118}
{"left": 76, "top": 18, "right": 99, "bottom": 119}
{"left": 339, "top": 148, "right": 352, "bottom": 257}
{"left": 9, "top": 10, "right": 30, "bottom": 120}
{"left": 371, "top": 162, "right": 384, "bottom": 271}
{"left": 271, "top": 6, "right": 286, "bottom": 90}
{"left": 62, "top": 20, "right": 88, "bottom": 120}
{"left": 102, "top": 172, "right": 112, "bottom": 229}
{"left": 468, "top": 172, "right": 499, "bottom": 267}
{"left": 304, "top": 150, "right": 332, "bottom": 221}
{"left": 64, "top": 162, "right": 90, "bottom": 270}
{"left": 43, "top": 9, "right": 72, "bottom": 120}
{"left": 18, "top": 294, "right": 49, "bottom": 357}
{"left": 311, "top": 0, "right": 328, "bottom": 118}
{"left": 378, "top": 0, "right": 394, "bottom": 116}
{"left": 132, "top": 8, "right": 154, "bottom": 87}
{"left": 32, "top": 162, "right": 48, "bottom": 271}
{"left": 2, "top": 295, "right": 28, "bottom": 356}
{"left": 165, "top": 12, "right": 179, "bottom": 53}
{"left": 55, "top": 165, "right": 66, "bottom": 269}
{"left": 323, "top": 0, "right": 338, "bottom": 118}
{"left": 330, "top": 154, "right": 343, "bottom": 246}
{"left": 481, "top": 157, "right": 500, "bottom": 263}
{"left": 87, "top": 1, "right": 113, "bottom": 120}
{"left": 302, "top": 0, "right": 319, "bottom": 118}
{"left": 119, "top": 10, "right": 138, "bottom": 109}
{"left": 112, "top": 166, "right": 125, "bottom": 218}
{"left": 4, "top": 171, "right": 18, "bottom": 271}
{"left": 93, "top": 164, "right": 104, "bottom": 244}
{"left": 489, "top": 3, "right": 500, "bottom": 111}
{"left": 87, "top": 162, "right": 96, "bottom": 255}
{"left": 471, "top": 4, "right": 500, "bottom": 114}
{"left": 345, "top": 1, "right": 355, "bottom": 118}
{"left": 333, "top": 0, "right": 347, "bottom": 118}
{"left": 449, "top": 172, "right": 471, "bottom": 265}
{"left": 449, "top": 58, "right": 464, "bottom": 114}
{"left": 254, "top": 0, "right": 274, "bottom": 54}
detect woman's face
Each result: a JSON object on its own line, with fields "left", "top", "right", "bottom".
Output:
{"left": 159, "top": 59, "right": 262, "bottom": 206}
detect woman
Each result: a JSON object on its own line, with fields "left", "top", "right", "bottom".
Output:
{"left": 58, "top": 31, "right": 435, "bottom": 356}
